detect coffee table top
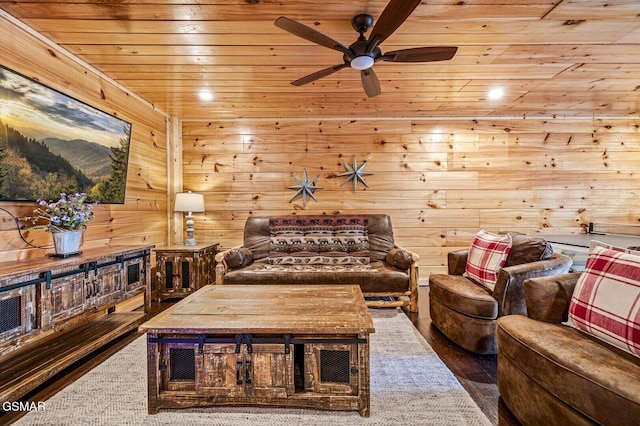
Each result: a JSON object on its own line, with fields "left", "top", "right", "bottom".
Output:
{"left": 139, "top": 284, "right": 375, "bottom": 335}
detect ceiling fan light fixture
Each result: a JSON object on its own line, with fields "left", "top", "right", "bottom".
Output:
{"left": 350, "top": 55, "right": 374, "bottom": 70}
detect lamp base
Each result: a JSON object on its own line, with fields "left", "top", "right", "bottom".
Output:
{"left": 183, "top": 212, "right": 197, "bottom": 246}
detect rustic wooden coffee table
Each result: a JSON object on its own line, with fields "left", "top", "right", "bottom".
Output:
{"left": 139, "top": 284, "right": 375, "bottom": 416}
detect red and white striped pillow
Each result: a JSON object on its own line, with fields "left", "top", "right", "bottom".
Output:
{"left": 566, "top": 243, "right": 640, "bottom": 358}
{"left": 463, "top": 230, "right": 513, "bottom": 290}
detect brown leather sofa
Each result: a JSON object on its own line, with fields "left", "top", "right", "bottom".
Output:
{"left": 429, "top": 235, "right": 573, "bottom": 354}
{"left": 215, "top": 214, "right": 419, "bottom": 312}
{"left": 497, "top": 273, "right": 640, "bottom": 425}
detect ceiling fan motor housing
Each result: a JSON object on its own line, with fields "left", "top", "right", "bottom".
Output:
{"left": 351, "top": 14, "right": 374, "bottom": 33}
{"left": 347, "top": 15, "right": 379, "bottom": 71}
{"left": 345, "top": 40, "right": 379, "bottom": 70}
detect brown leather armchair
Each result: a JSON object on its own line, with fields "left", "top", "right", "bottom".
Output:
{"left": 428, "top": 235, "right": 573, "bottom": 354}
{"left": 498, "top": 273, "right": 640, "bottom": 425}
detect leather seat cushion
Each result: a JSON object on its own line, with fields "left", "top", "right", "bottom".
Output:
{"left": 429, "top": 274, "right": 498, "bottom": 319}
{"left": 497, "top": 315, "right": 640, "bottom": 425}
{"left": 222, "top": 260, "right": 409, "bottom": 293}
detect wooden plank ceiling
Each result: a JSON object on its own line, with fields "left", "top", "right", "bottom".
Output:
{"left": 1, "top": 0, "right": 639, "bottom": 120}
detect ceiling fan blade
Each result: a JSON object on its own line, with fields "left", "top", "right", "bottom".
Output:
{"left": 361, "top": 68, "right": 381, "bottom": 98}
{"left": 383, "top": 46, "right": 458, "bottom": 62}
{"left": 275, "top": 17, "right": 350, "bottom": 54}
{"left": 291, "top": 63, "right": 347, "bottom": 86}
{"left": 368, "top": 0, "right": 421, "bottom": 46}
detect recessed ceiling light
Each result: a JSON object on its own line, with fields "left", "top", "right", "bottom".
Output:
{"left": 488, "top": 87, "right": 504, "bottom": 101}
{"left": 198, "top": 90, "right": 213, "bottom": 101}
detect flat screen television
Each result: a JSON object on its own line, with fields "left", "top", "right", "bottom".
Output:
{"left": 0, "top": 64, "right": 132, "bottom": 204}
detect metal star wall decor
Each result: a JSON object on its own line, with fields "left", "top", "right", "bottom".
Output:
{"left": 288, "top": 168, "right": 322, "bottom": 208}
{"left": 338, "top": 156, "right": 373, "bottom": 192}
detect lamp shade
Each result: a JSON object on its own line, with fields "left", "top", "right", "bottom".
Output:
{"left": 174, "top": 191, "right": 205, "bottom": 213}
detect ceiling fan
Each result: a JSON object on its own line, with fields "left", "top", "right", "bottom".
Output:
{"left": 274, "top": 0, "right": 458, "bottom": 98}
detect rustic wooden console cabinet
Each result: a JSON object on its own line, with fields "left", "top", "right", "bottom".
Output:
{"left": 140, "top": 285, "right": 375, "bottom": 416}
{"left": 0, "top": 245, "right": 153, "bottom": 404}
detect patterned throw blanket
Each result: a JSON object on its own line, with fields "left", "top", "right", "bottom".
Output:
{"left": 259, "top": 264, "right": 377, "bottom": 273}
{"left": 268, "top": 216, "right": 370, "bottom": 265}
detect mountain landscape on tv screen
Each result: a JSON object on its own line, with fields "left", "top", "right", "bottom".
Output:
{"left": 0, "top": 120, "right": 129, "bottom": 203}
{"left": 42, "top": 137, "right": 112, "bottom": 181}
{"left": 0, "top": 65, "right": 132, "bottom": 204}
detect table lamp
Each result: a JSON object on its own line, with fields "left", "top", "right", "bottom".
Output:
{"left": 174, "top": 191, "right": 205, "bottom": 246}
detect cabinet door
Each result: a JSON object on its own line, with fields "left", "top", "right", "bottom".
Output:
{"left": 0, "top": 281, "right": 36, "bottom": 345}
{"left": 246, "top": 343, "right": 294, "bottom": 398}
{"left": 159, "top": 255, "right": 193, "bottom": 297}
{"left": 42, "top": 269, "right": 86, "bottom": 326}
{"left": 304, "top": 342, "right": 359, "bottom": 395}
{"left": 89, "top": 263, "right": 122, "bottom": 308}
{"left": 194, "top": 343, "right": 293, "bottom": 399}
{"left": 123, "top": 257, "right": 146, "bottom": 295}
{"left": 160, "top": 343, "right": 197, "bottom": 393}
{"left": 195, "top": 343, "right": 244, "bottom": 397}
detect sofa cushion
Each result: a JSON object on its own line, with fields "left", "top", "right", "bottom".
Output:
{"left": 498, "top": 315, "right": 640, "bottom": 425}
{"left": 566, "top": 244, "right": 640, "bottom": 358}
{"left": 464, "top": 230, "right": 513, "bottom": 290}
{"left": 268, "top": 216, "right": 369, "bottom": 265}
{"left": 243, "top": 216, "right": 271, "bottom": 260}
{"left": 429, "top": 274, "right": 498, "bottom": 319}
{"left": 504, "top": 234, "right": 553, "bottom": 267}
{"left": 366, "top": 214, "right": 395, "bottom": 262}
{"left": 222, "top": 259, "right": 409, "bottom": 293}
{"left": 430, "top": 293, "right": 499, "bottom": 354}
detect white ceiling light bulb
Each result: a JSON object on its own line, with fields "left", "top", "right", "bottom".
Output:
{"left": 350, "top": 56, "right": 374, "bottom": 71}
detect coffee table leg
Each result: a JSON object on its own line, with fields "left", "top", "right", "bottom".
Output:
{"left": 358, "top": 333, "right": 371, "bottom": 417}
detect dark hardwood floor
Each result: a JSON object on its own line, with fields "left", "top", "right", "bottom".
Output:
{"left": 2, "top": 285, "right": 519, "bottom": 425}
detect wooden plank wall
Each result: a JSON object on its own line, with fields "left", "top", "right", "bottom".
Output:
{"left": 0, "top": 15, "right": 168, "bottom": 263}
{"left": 182, "top": 118, "right": 640, "bottom": 276}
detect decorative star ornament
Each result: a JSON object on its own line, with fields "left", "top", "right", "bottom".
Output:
{"left": 288, "top": 168, "right": 322, "bottom": 208}
{"left": 338, "top": 156, "right": 373, "bottom": 192}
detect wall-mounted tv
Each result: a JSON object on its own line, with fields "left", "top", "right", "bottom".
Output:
{"left": 0, "top": 64, "right": 132, "bottom": 204}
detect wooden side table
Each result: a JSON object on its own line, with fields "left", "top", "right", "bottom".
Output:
{"left": 155, "top": 243, "right": 218, "bottom": 301}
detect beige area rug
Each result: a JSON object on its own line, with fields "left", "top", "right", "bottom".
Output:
{"left": 15, "top": 309, "right": 492, "bottom": 426}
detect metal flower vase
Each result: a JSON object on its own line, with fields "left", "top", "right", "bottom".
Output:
{"left": 52, "top": 230, "right": 84, "bottom": 255}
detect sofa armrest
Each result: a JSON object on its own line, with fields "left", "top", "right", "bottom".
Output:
{"left": 523, "top": 272, "right": 582, "bottom": 323}
{"left": 386, "top": 244, "right": 419, "bottom": 269}
{"left": 390, "top": 244, "right": 420, "bottom": 313}
{"left": 394, "top": 244, "right": 420, "bottom": 260}
{"left": 493, "top": 253, "right": 573, "bottom": 316}
{"left": 215, "top": 245, "right": 252, "bottom": 284}
{"left": 447, "top": 250, "right": 468, "bottom": 276}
